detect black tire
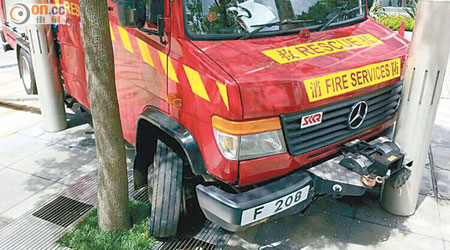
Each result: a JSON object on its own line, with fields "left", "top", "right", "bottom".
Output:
{"left": 148, "top": 140, "right": 183, "bottom": 238}
{"left": 18, "top": 49, "right": 37, "bottom": 95}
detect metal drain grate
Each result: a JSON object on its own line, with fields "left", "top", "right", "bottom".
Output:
{"left": 158, "top": 237, "right": 216, "bottom": 250}
{"left": 156, "top": 220, "right": 232, "bottom": 250}
{"left": 32, "top": 196, "right": 93, "bottom": 227}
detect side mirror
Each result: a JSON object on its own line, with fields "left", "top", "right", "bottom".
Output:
{"left": 117, "top": 0, "right": 145, "bottom": 27}
{"left": 116, "top": 0, "right": 166, "bottom": 45}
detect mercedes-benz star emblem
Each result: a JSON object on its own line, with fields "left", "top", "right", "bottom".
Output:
{"left": 348, "top": 101, "right": 368, "bottom": 129}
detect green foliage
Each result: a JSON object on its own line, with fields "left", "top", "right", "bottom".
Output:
{"left": 369, "top": 0, "right": 386, "bottom": 19}
{"left": 58, "top": 200, "right": 156, "bottom": 250}
{"left": 376, "top": 15, "right": 414, "bottom": 31}
{"left": 402, "top": 1, "right": 417, "bottom": 19}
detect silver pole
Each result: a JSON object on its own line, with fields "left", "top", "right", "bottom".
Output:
{"left": 26, "top": 24, "right": 67, "bottom": 132}
{"left": 381, "top": 0, "right": 450, "bottom": 216}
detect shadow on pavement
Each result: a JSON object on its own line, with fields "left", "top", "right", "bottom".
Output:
{"left": 226, "top": 187, "right": 435, "bottom": 249}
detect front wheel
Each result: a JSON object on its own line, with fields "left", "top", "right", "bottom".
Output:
{"left": 18, "top": 49, "right": 37, "bottom": 95}
{"left": 148, "top": 140, "right": 183, "bottom": 238}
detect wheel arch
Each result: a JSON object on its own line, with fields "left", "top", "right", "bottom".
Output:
{"left": 133, "top": 107, "right": 208, "bottom": 190}
{"left": 15, "top": 37, "right": 30, "bottom": 58}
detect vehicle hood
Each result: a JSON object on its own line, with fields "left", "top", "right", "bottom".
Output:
{"left": 191, "top": 19, "right": 409, "bottom": 119}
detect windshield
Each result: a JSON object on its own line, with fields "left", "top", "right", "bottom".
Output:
{"left": 183, "top": 0, "right": 366, "bottom": 39}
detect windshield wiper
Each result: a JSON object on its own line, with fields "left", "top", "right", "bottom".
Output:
{"left": 318, "top": 5, "right": 366, "bottom": 31}
{"left": 239, "top": 19, "right": 315, "bottom": 40}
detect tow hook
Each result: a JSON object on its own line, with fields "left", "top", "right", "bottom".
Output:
{"left": 361, "top": 175, "right": 377, "bottom": 187}
{"left": 361, "top": 175, "right": 386, "bottom": 188}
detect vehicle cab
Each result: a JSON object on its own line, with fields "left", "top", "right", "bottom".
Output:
{"left": 118, "top": 0, "right": 411, "bottom": 237}
{"left": 2, "top": 0, "right": 410, "bottom": 237}
{"left": 110, "top": 0, "right": 409, "bottom": 235}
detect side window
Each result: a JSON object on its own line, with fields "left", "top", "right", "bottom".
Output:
{"left": 145, "top": 0, "right": 164, "bottom": 25}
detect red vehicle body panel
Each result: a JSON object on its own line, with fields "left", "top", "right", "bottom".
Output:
{"left": 192, "top": 19, "right": 409, "bottom": 119}
{"left": 1, "top": 0, "right": 409, "bottom": 186}
{"left": 0, "top": 1, "right": 17, "bottom": 49}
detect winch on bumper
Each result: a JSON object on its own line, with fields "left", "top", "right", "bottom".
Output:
{"left": 196, "top": 137, "right": 412, "bottom": 232}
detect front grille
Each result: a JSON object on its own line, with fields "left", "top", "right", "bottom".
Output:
{"left": 281, "top": 81, "right": 403, "bottom": 156}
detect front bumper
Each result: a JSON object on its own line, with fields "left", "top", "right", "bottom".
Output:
{"left": 196, "top": 137, "right": 410, "bottom": 232}
{"left": 196, "top": 171, "right": 314, "bottom": 232}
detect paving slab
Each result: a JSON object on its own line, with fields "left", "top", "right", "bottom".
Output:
{"left": 57, "top": 158, "right": 98, "bottom": 186}
{"left": 0, "top": 50, "right": 17, "bottom": 68}
{"left": 0, "top": 133, "right": 52, "bottom": 166}
{"left": 437, "top": 199, "right": 450, "bottom": 242}
{"left": 8, "top": 144, "right": 96, "bottom": 183}
{"left": 0, "top": 182, "right": 67, "bottom": 223}
{"left": 17, "top": 109, "right": 92, "bottom": 140}
{"left": 346, "top": 219, "right": 445, "bottom": 250}
{"left": 17, "top": 123, "right": 47, "bottom": 138}
{"left": 226, "top": 209, "right": 354, "bottom": 250}
{"left": 432, "top": 99, "right": 450, "bottom": 149}
{"left": 0, "top": 168, "right": 53, "bottom": 214}
{"left": 0, "top": 71, "right": 22, "bottom": 93}
{"left": 435, "top": 168, "right": 450, "bottom": 200}
{"left": 432, "top": 127, "right": 450, "bottom": 150}
{"left": 0, "top": 104, "right": 42, "bottom": 138}
{"left": 353, "top": 192, "right": 398, "bottom": 229}
{"left": 36, "top": 123, "right": 95, "bottom": 150}
{"left": 433, "top": 146, "right": 450, "bottom": 171}
{"left": 420, "top": 165, "right": 434, "bottom": 196}
{"left": 396, "top": 195, "right": 442, "bottom": 240}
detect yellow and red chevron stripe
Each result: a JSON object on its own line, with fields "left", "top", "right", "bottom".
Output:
{"left": 109, "top": 23, "right": 230, "bottom": 112}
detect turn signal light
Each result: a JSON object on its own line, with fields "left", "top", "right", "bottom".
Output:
{"left": 212, "top": 116, "right": 281, "bottom": 135}
{"left": 167, "top": 94, "right": 182, "bottom": 108}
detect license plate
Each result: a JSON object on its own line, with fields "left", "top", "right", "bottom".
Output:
{"left": 240, "top": 185, "right": 310, "bottom": 226}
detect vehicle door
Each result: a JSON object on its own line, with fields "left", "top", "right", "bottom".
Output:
{"left": 53, "top": 0, "right": 90, "bottom": 108}
{"left": 108, "top": 0, "right": 170, "bottom": 144}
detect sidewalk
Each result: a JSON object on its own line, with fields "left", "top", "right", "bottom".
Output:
{"left": 0, "top": 49, "right": 97, "bottom": 227}
{"left": 0, "top": 47, "right": 449, "bottom": 249}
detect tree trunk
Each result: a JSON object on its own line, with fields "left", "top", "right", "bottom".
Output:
{"left": 79, "top": 0, "right": 130, "bottom": 230}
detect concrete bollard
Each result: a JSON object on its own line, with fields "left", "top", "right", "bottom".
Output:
{"left": 26, "top": 24, "right": 67, "bottom": 132}
{"left": 381, "top": 0, "right": 450, "bottom": 216}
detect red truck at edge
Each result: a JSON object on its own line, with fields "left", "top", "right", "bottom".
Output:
{"left": 1, "top": 0, "right": 410, "bottom": 237}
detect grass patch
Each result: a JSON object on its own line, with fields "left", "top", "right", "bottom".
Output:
{"left": 376, "top": 15, "right": 415, "bottom": 31}
{"left": 58, "top": 199, "right": 156, "bottom": 250}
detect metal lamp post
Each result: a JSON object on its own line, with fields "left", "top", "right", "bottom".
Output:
{"left": 381, "top": 0, "right": 450, "bottom": 215}
{"left": 26, "top": 23, "right": 67, "bottom": 132}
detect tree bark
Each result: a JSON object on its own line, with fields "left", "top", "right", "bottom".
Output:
{"left": 79, "top": 0, "right": 130, "bottom": 230}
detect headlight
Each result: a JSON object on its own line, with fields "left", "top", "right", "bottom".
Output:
{"left": 212, "top": 116, "right": 287, "bottom": 161}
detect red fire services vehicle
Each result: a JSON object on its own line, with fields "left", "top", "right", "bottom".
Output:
{"left": 1, "top": 0, "right": 411, "bottom": 238}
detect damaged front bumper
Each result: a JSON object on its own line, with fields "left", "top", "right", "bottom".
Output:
{"left": 195, "top": 137, "right": 412, "bottom": 232}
